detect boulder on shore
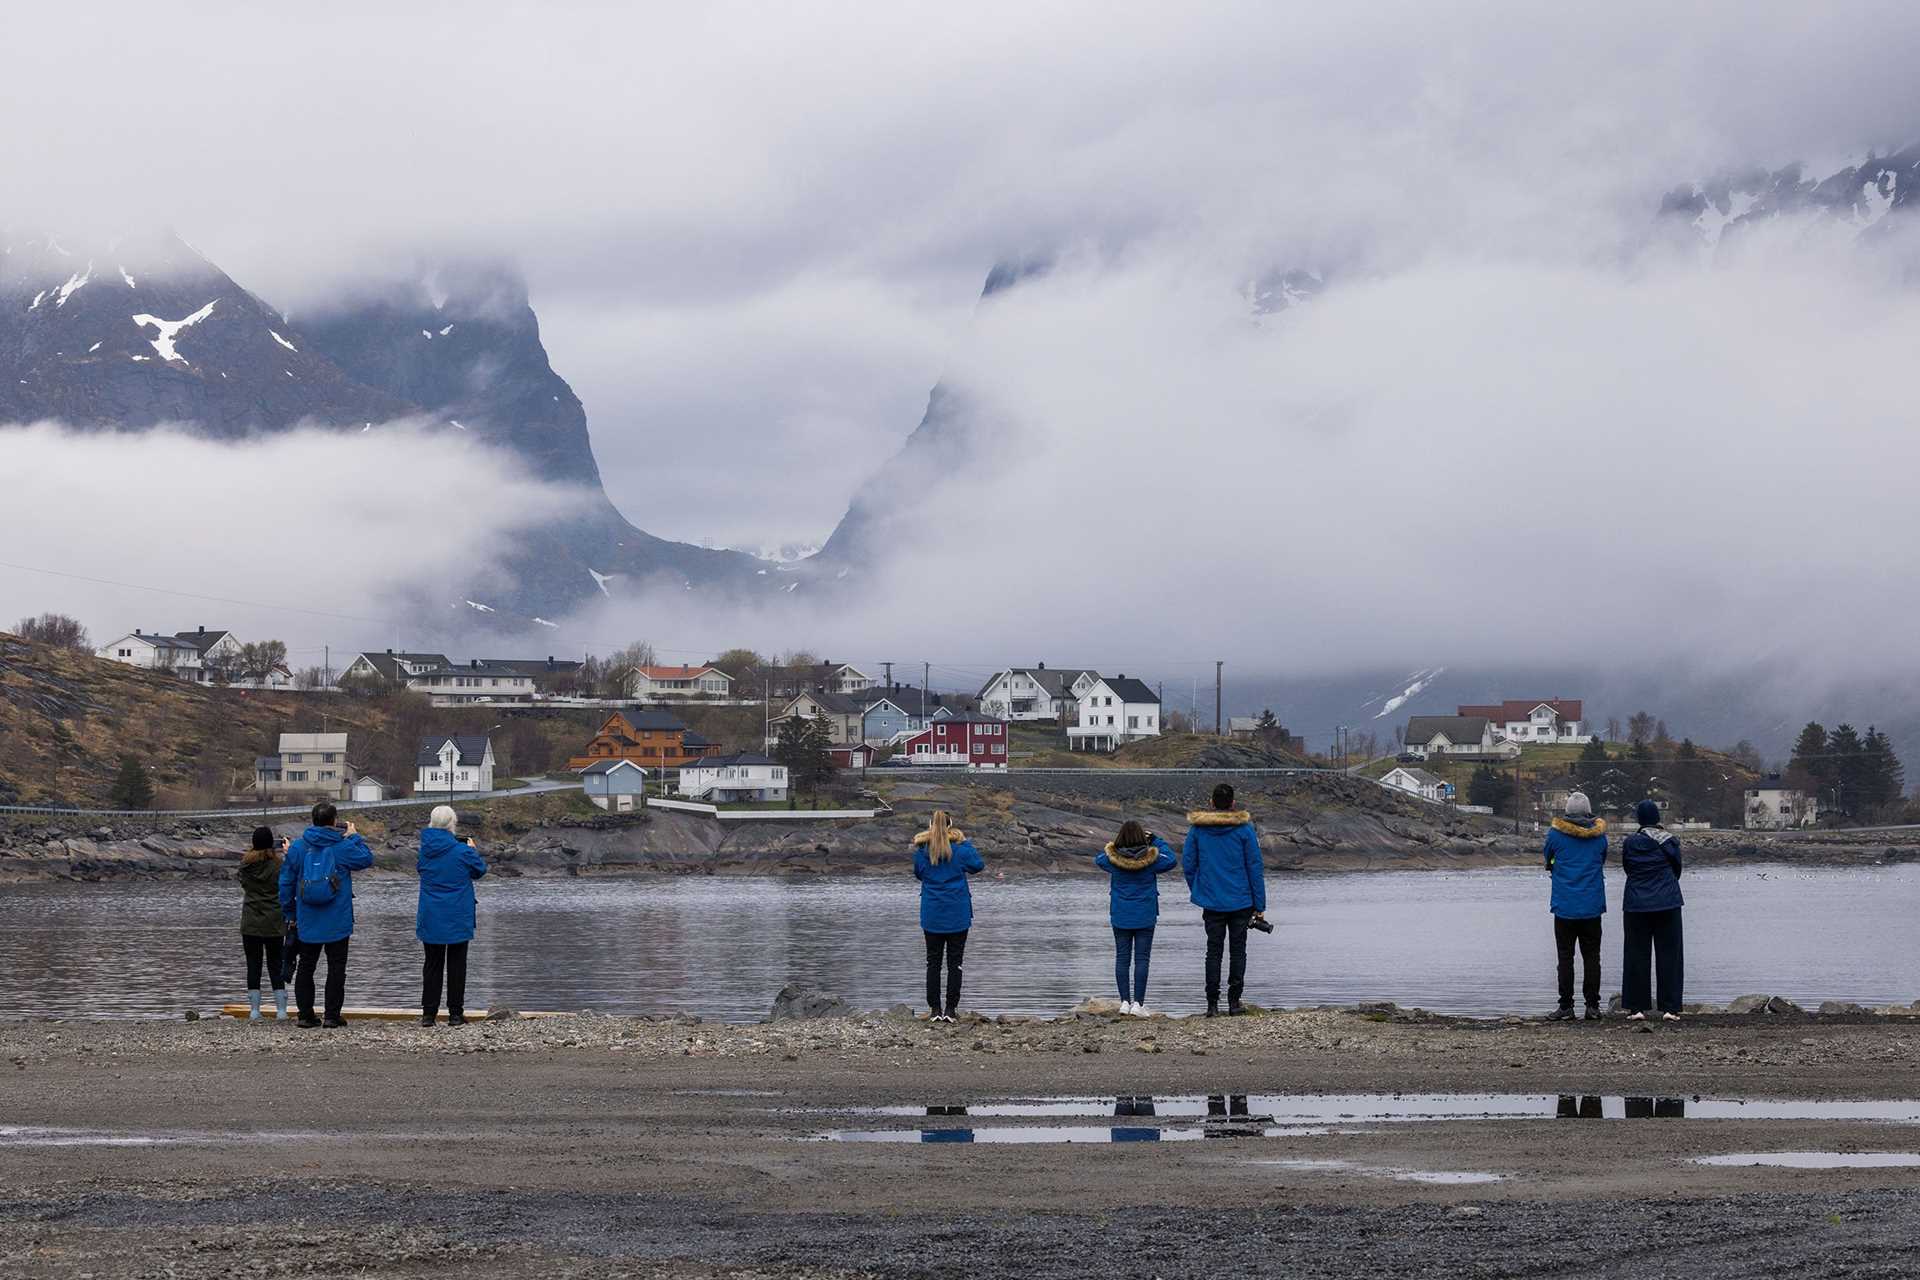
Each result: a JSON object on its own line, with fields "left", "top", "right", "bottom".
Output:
{"left": 1728, "top": 994, "right": 1805, "bottom": 1017}
{"left": 767, "top": 983, "right": 851, "bottom": 1021}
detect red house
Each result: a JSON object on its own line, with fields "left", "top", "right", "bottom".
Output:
{"left": 828, "top": 743, "right": 876, "bottom": 770}
{"left": 896, "top": 712, "right": 1008, "bottom": 769}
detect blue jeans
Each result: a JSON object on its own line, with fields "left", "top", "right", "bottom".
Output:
{"left": 1113, "top": 926, "right": 1155, "bottom": 1002}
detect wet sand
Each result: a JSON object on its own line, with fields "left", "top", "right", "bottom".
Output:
{"left": 3, "top": 1009, "right": 1919, "bottom": 1277}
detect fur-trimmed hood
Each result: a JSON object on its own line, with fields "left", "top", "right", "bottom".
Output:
{"left": 1186, "top": 809, "right": 1252, "bottom": 827}
{"left": 912, "top": 828, "right": 967, "bottom": 847}
{"left": 1103, "top": 841, "right": 1160, "bottom": 871}
{"left": 1550, "top": 816, "right": 1607, "bottom": 838}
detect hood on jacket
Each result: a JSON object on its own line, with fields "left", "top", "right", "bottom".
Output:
{"left": 241, "top": 845, "right": 276, "bottom": 866}
{"left": 420, "top": 827, "right": 466, "bottom": 857}
{"left": 1635, "top": 825, "right": 1676, "bottom": 848}
{"left": 1103, "top": 841, "right": 1159, "bottom": 871}
{"left": 912, "top": 828, "right": 967, "bottom": 846}
{"left": 300, "top": 825, "right": 344, "bottom": 849}
{"left": 1186, "top": 810, "right": 1252, "bottom": 827}
{"left": 1550, "top": 816, "right": 1607, "bottom": 838}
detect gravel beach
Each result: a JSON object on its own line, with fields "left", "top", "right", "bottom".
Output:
{"left": 3, "top": 1004, "right": 1919, "bottom": 1277}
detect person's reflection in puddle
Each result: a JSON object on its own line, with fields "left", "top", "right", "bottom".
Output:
{"left": 1623, "top": 1097, "right": 1686, "bottom": 1118}
{"left": 1556, "top": 1095, "right": 1604, "bottom": 1119}
{"left": 923, "top": 1105, "right": 972, "bottom": 1141}
{"left": 1113, "top": 1095, "right": 1161, "bottom": 1142}
{"left": 1207, "top": 1094, "right": 1250, "bottom": 1117}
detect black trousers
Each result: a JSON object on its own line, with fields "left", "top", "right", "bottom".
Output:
{"left": 1202, "top": 908, "right": 1253, "bottom": 1004}
{"left": 295, "top": 938, "right": 350, "bottom": 1022}
{"left": 279, "top": 925, "right": 300, "bottom": 988}
{"left": 422, "top": 942, "right": 470, "bottom": 1018}
{"left": 242, "top": 933, "right": 286, "bottom": 992}
{"left": 1554, "top": 916, "right": 1602, "bottom": 1008}
{"left": 924, "top": 930, "right": 968, "bottom": 1013}
{"left": 1622, "top": 908, "right": 1684, "bottom": 1013}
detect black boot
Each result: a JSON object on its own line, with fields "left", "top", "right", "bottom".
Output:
{"left": 1205, "top": 1000, "right": 1220, "bottom": 1018}
{"left": 420, "top": 1013, "right": 437, "bottom": 1027}
{"left": 448, "top": 1013, "right": 467, "bottom": 1027}
{"left": 1547, "top": 1006, "right": 1577, "bottom": 1022}
{"left": 1228, "top": 1000, "right": 1246, "bottom": 1017}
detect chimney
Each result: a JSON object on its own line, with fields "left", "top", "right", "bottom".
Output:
{"left": 385, "top": 648, "right": 393, "bottom": 655}
{"left": 1037, "top": 661, "right": 1046, "bottom": 671}
{"left": 197, "top": 626, "right": 205, "bottom": 636}
{"left": 135, "top": 629, "right": 142, "bottom": 636}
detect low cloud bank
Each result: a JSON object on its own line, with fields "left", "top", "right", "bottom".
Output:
{"left": 0, "top": 421, "right": 580, "bottom": 658}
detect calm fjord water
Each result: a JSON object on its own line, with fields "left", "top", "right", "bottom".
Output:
{"left": 0, "top": 864, "right": 1911, "bottom": 1021}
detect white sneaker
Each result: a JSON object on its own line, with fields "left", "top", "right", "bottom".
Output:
{"left": 1118, "top": 1000, "right": 1135, "bottom": 1016}
{"left": 1662, "top": 1012, "right": 1681, "bottom": 1022}
{"left": 1627, "top": 1011, "right": 1647, "bottom": 1021}
{"left": 1131, "top": 1004, "right": 1152, "bottom": 1018}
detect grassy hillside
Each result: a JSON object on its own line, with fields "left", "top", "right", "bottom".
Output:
{"left": 0, "top": 632, "right": 773, "bottom": 809}
{"left": 1005, "top": 724, "right": 1306, "bottom": 769}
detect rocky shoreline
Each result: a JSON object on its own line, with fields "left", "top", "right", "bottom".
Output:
{"left": 2, "top": 773, "right": 1915, "bottom": 883}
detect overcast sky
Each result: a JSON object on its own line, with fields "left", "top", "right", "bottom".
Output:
{"left": 7, "top": 2, "right": 1920, "bottom": 682}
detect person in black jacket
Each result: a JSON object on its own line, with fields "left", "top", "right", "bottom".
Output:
{"left": 1620, "top": 799, "right": 1684, "bottom": 1020}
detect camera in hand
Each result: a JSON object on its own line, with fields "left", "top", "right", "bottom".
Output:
{"left": 1249, "top": 914, "right": 1275, "bottom": 934}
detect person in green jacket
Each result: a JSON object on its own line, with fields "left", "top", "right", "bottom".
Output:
{"left": 238, "top": 826, "right": 290, "bottom": 1020}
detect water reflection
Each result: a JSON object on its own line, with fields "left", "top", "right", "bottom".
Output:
{"left": 0, "top": 865, "right": 1912, "bottom": 1020}
{"left": 1557, "top": 1095, "right": 1688, "bottom": 1119}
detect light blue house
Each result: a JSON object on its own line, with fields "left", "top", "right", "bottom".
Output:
{"left": 581, "top": 758, "right": 648, "bottom": 812}
{"left": 857, "top": 688, "right": 954, "bottom": 746}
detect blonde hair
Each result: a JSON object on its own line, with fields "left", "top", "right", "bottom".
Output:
{"left": 927, "top": 809, "right": 953, "bottom": 864}
{"left": 429, "top": 805, "right": 458, "bottom": 831}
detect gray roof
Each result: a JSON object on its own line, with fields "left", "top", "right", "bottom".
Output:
{"left": 1099, "top": 676, "right": 1160, "bottom": 705}
{"left": 1390, "top": 767, "right": 1444, "bottom": 786}
{"left": 478, "top": 657, "right": 584, "bottom": 677}
{"left": 581, "top": 758, "right": 645, "bottom": 775}
{"left": 124, "top": 631, "right": 200, "bottom": 651}
{"left": 790, "top": 689, "right": 862, "bottom": 715}
{"left": 254, "top": 756, "right": 282, "bottom": 771}
{"left": 610, "top": 710, "right": 688, "bottom": 732}
{"left": 943, "top": 711, "right": 1009, "bottom": 725}
{"left": 354, "top": 652, "right": 451, "bottom": 680}
{"left": 172, "top": 629, "right": 234, "bottom": 654}
{"left": 410, "top": 661, "right": 528, "bottom": 680}
{"left": 1404, "top": 715, "right": 1490, "bottom": 744}
{"left": 416, "top": 734, "right": 492, "bottom": 767}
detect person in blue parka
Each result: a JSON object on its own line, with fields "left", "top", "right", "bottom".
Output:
{"left": 1620, "top": 799, "right": 1685, "bottom": 1020}
{"left": 417, "top": 804, "right": 488, "bottom": 1027}
{"left": 1543, "top": 791, "right": 1608, "bottom": 1021}
{"left": 277, "top": 801, "right": 375, "bottom": 1028}
{"left": 1095, "top": 819, "right": 1179, "bottom": 1016}
{"left": 912, "top": 809, "right": 984, "bottom": 1022}
{"left": 1182, "top": 783, "right": 1268, "bottom": 1017}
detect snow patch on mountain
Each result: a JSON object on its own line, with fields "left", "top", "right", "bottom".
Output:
{"left": 463, "top": 599, "right": 495, "bottom": 613}
{"left": 54, "top": 264, "right": 91, "bottom": 307}
{"left": 132, "top": 299, "right": 218, "bottom": 362}
{"left": 268, "top": 329, "right": 297, "bottom": 352}
{"left": 1374, "top": 667, "right": 1445, "bottom": 719}
{"left": 587, "top": 568, "right": 614, "bottom": 596}
{"left": 119, "top": 265, "right": 136, "bottom": 288}
{"left": 531, "top": 616, "right": 559, "bottom": 629}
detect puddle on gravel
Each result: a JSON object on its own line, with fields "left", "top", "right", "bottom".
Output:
{"left": 0, "top": 1127, "right": 173, "bottom": 1148}
{"left": 1694, "top": 1152, "right": 1920, "bottom": 1169}
{"left": 810, "top": 1093, "right": 1920, "bottom": 1144}
{"left": 674, "top": 1088, "right": 785, "bottom": 1098}
{"left": 815, "top": 1094, "right": 1920, "bottom": 1124}
{"left": 1260, "top": 1158, "right": 1505, "bottom": 1185}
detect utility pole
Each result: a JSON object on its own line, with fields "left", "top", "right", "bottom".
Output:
{"left": 1514, "top": 762, "right": 1523, "bottom": 835}
{"left": 923, "top": 661, "right": 929, "bottom": 717}
{"left": 1214, "top": 660, "right": 1223, "bottom": 737}
{"left": 881, "top": 660, "right": 893, "bottom": 686}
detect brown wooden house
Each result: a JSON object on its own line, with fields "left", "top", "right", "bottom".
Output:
{"left": 567, "top": 710, "right": 701, "bottom": 771}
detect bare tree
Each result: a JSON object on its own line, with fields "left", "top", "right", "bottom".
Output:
{"left": 14, "top": 613, "right": 91, "bottom": 651}
{"left": 295, "top": 666, "right": 331, "bottom": 690}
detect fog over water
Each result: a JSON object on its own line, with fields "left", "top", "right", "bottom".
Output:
{"left": 0, "top": 865, "right": 1910, "bottom": 1021}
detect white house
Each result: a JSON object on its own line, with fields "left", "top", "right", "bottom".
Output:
{"left": 978, "top": 665, "right": 1100, "bottom": 722}
{"left": 1381, "top": 766, "right": 1451, "bottom": 803}
{"left": 415, "top": 734, "right": 497, "bottom": 794}
{"left": 581, "top": 759, "right": 648, "bottom": 811}
{"left": 625, "top": 664, "right": 735, "bottom": 700}
{"left": 1068, "top": 676, "right": 1162, "bottom": 752}
{"left": 96, "top": 629, "right": 204, "bottom": 675}
{"left": 1744, "top": 777, "right": 1817, "bottom": 830}
{"left": 1456, "top": 700, "right": 1592, "bottom": 746}
{"left": 677, "top": 752, "right": 789, "bottom": 803}
{"left": 171, "top": 628, "right": 246, "bottom": 682}
{"left": 407, "top": 661, "right": 537, "bottom": 704}
{"left": 1402, "top": 715, "right": 1517, "bottom": 760}
{"left": 256, "top": 732, "right": 350, "bottom": 801}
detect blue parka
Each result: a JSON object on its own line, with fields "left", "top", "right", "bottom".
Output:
{"left": 1543, "top": 816, "right": 1608, "bottom": 919}
{"left": 913, "top": 831, "right": 985, "bottom": 933}
{"left": 1621, "top": 826, "right": 1684, "bottom": 913}
{"left": 416, "top": 828, "right": 488, "bottom": 944}
{"left": 1094, "top": 837, "right": 1179, "bottom": 929}
{"left": 1182, "top": 810, "right": 1267, "bottom": 914}
{"left": 276, "top": 825, "right": 374, "bottom": 945}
